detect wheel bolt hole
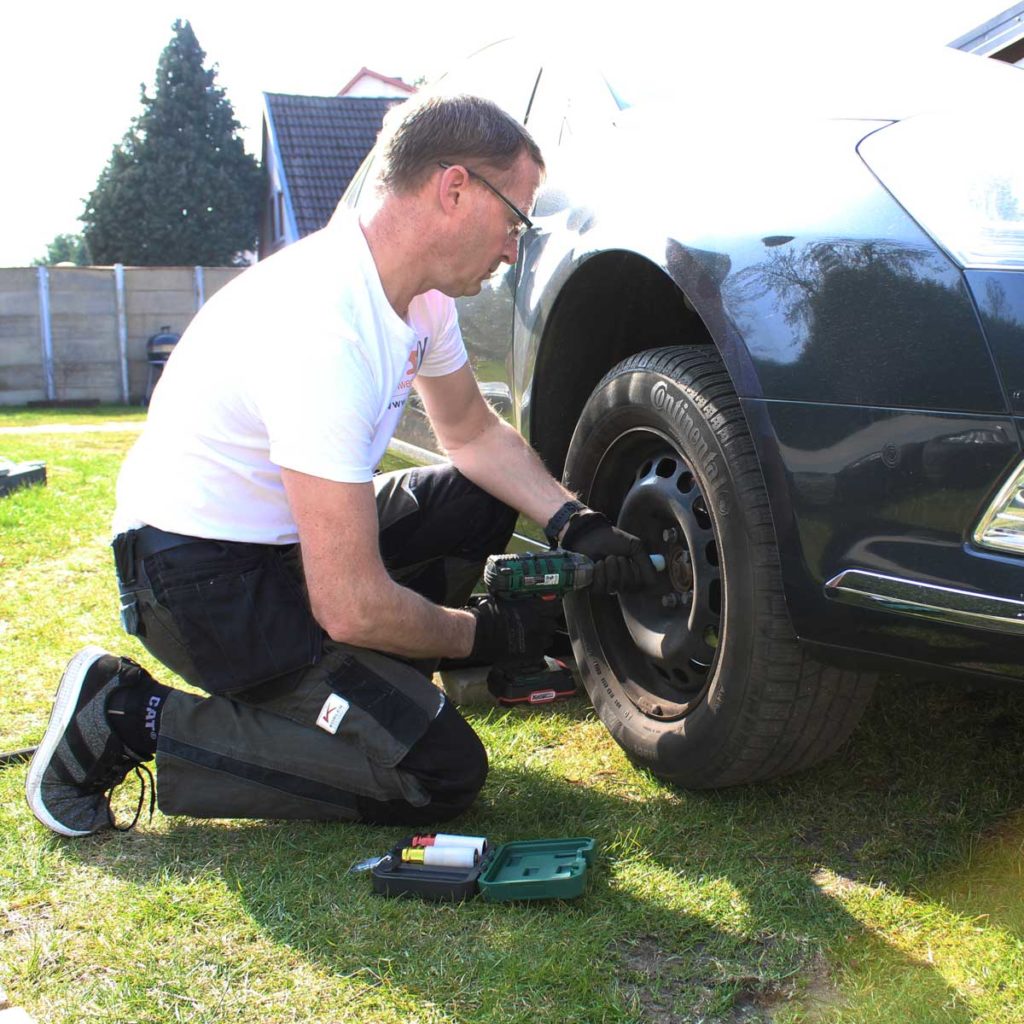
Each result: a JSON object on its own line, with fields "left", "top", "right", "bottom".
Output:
{"left": 656, "top": 458, "right": 676, "bottom": 478}
{"left": 709, "top": 580, "right": 722, "bottom": 616}
{"left": 637, "top": 460, "right": 653, "bottom": 481}
{"left": 703, "top": 626, "right": 719, "bottom": 650}
{"left": 676, "top": 472, "right": 694, "bottom": 494}
{"left": 706, "top": 540, "right": 719, "bottom": 566}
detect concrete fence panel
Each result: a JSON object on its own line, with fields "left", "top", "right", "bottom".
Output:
{"left": 49, "top": 268, "right": 121, "bottom": 403}
{"left": 0, "top": 268, "right": 46, "bottom": 404}
{"left": 204, "top": 268, "right": 239, "bottom": 302}
{"left": 0, "top": 264, "right": 245, "bottom": 406}
{"left": 124, "top": 267, "right": 201, "bottom": 403}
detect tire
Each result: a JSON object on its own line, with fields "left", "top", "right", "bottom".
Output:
{"left": 562, "top": 345, "right": 875, "bottom": 788}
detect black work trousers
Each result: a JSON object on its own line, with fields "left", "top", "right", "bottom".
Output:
{"left": 112, "top": 464, "right": 517, "bottom": 824}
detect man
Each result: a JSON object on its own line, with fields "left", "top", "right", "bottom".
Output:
{"left": 26, "top": 93, "right": 654, "bottom": 837}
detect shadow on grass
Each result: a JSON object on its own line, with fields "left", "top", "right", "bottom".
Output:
{"left": 60, "top": 675, "right": 1024, "bottom": 1022}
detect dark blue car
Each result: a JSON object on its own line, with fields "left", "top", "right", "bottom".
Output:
{"left": 346, "top": 39, "right": 1024, "bottom": 787}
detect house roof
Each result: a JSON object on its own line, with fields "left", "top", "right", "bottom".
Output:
{"left": 338, "top": 67, "right": 416, "bottom": 97}
{"left": 263, "top": 93, "right": 399, "bottom": 237}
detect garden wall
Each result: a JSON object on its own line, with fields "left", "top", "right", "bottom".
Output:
{"left": 0, "top": 265, "right": 243, "bottom": 405}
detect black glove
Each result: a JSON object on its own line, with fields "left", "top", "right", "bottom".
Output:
{"left": 561, "top": 510, "right": 658, "bottom": 595}
{"left": 468, "top": 595, "right": 561, "bottom": 664}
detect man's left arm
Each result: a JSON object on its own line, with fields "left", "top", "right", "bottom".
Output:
{"left": 414, "top": 363, "right": 573, "bottom": 527}
{"left": 414, "top": 365, "right": 658, "bottom": 593}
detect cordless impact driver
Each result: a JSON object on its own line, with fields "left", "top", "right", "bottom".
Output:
{"left": 482, "top": 550, "right": 666, "bottom": 704}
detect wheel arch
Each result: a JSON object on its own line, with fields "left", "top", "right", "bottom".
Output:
{"left": 526, "top": 250, "right": 716, "bottom": 481}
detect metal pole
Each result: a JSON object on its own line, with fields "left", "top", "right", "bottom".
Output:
{"left": 194, "top": 265, "right": 206, "bottom": 309}
{"left": 114, "top": 263, "right": 129, "bottom": 404}
{"left": 36, "top": 266, "right": 55, "bottom": 401}
{"left": 0, "top": 746, "right": 37, "bottom": 767}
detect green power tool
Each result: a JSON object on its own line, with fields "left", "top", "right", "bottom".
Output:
{"left": 482, "top": 550, "right": 666, "bottom": 704}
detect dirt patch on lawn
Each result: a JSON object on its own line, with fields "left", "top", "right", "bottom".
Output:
{"left": 614, "top": 934, "right": 841, "bottom": 1023}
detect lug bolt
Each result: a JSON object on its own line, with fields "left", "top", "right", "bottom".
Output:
{"left": 662, "top": 593, "right": 681, "bottom": 609}
{"left": 662, "top": 528, "right": 679, "bottom": 544}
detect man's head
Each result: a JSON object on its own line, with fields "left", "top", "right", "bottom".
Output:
{"left": 362, "top": 92, "right": 545, "bottom": 304}
{"left": 375, "top": 92, "right": 544, "bottom": 197}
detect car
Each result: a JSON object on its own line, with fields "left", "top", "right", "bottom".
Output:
{"left": 344, "top": 36, "right": 1024, "bottom": 789}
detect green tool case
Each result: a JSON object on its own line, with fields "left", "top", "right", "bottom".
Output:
{"left": 477, "top": 838, "right": 596, "bottom": 902}
{"left": 371, "top": 837, "right": 596, "bottom": 902}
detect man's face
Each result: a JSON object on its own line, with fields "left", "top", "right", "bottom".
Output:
{"left": 447, "top": 153, "right": 542, "bottom": 298}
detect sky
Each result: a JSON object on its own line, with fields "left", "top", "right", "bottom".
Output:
{"left": 0, "top": 0, "right": 1008, "bottom": 267}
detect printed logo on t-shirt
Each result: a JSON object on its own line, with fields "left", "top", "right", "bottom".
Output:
{"left": 388, "top": 335, "right": 430, "bottom": 411}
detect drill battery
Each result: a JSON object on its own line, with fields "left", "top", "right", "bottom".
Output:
{"left": 487, "top": 656, "right": 577, "bottom": 706}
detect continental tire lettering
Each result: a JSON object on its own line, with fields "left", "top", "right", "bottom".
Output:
{"left": 651, "top": 381, "right": 720, "bottom": 483}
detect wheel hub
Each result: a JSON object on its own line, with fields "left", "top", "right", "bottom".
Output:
{"left": 593, "top": 446, "right": 722, "bottom": 718}
{"left": 668, "top": 543, "right": 693, "bottom": 593}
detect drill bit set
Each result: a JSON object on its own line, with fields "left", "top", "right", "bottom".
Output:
{"left": 368, "top": 831, "right": 596, "bottom": 902}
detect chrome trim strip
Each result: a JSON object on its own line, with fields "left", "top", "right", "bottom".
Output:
{"left": 824, "top": 569, "right": 1024, "bottom": 635}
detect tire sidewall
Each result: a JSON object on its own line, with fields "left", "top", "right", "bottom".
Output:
{"left": 564, "top": 352, "right": 762, "bottom": 777}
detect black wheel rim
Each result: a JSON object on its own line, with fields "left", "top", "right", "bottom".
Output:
{"left": 586, "top": 428, "right": 722, "bottom": 720}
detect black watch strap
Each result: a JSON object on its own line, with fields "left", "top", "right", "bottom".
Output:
{"left": 544, "top": 499, "right": 588, "bottom": 547}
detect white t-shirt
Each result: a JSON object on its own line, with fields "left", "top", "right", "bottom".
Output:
{"left": 113, "top": 212, "right": 468, "bottom": 544}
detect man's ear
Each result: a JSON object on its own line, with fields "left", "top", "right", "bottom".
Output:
{"left": 437, "top": 163, "right": 470, "bottom": 217}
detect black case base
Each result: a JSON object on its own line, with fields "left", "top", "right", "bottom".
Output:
{"left": 371, "top": 839, "right": 483, "bottom": 901}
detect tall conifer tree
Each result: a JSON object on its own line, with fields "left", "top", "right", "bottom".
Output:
{"left": 82, "top": 20, "right": 261, "bottom": 265}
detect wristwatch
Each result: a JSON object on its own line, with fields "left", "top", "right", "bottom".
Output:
{"left": 544, "top": 499, "right": 588, "bottom": 547}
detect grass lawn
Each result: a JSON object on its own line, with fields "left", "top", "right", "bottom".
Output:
{"left": 0, "top": 404, "right": 147, "bottom": 429}
{"left": 2, "top": 410, "right": 1024, "bottom": 1023}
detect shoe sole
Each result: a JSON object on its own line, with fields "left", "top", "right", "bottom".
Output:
{"left": 25, "top": 645, "right": 110, "bottom": 837}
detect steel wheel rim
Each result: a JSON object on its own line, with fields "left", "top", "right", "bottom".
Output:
{"left": 585, "top": 427, "right": 723, "bottom": 720}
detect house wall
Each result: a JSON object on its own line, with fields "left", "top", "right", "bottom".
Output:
{"left": 0, "top": 265, "right": 243, "bottom": 406}
{"left": 259, "top": 119, "right": 291, "bottom": 262}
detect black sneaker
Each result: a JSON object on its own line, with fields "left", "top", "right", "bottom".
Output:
{"left": 26, "top": 646, "right": 154, "bottom": 837}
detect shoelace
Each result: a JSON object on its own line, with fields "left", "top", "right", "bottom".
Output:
{"left": 106, "top": 761, "right": 156, "bottom": 832}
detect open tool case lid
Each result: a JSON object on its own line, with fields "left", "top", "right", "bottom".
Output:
{"left": 371, "top": 837, "right": 596, "bottom": 902}
{"left": 478, "top": 837, "right": 596, "bottom": 901}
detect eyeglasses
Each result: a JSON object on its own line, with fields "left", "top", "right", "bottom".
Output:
{"left": 438, "top": 161, "right": 534, "bottom": 239}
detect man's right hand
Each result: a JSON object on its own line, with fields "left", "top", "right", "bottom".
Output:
{"left": 467, "top": 595, "right": 561, "bottom": 664}
{"left": 560, "top": 510, "right": 659, "bottom": 595}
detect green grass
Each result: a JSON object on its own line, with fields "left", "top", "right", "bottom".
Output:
{"left": 2, "top": 410, "right": 1024, "bottom": 1023}
{"left": 0, "top": 403, "right": 146, "bottom": 428}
